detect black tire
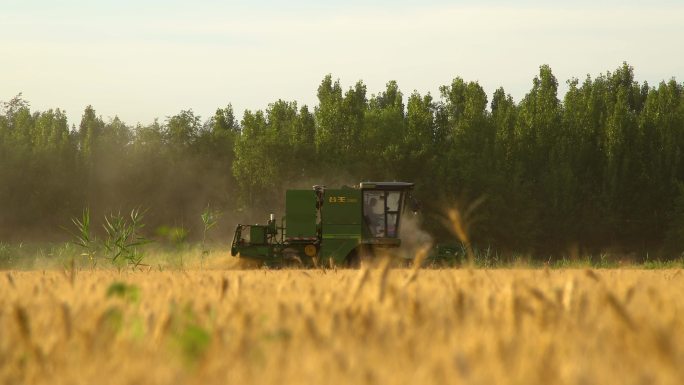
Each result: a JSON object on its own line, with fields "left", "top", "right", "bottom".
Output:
{"left": 345, "top": 246, "right": 374, "bottom": 268}
{"left": 282, "top": 249, "right": 304, "bottom": 268}
{"left": 345, "top": 249, "right": 361, "bottom": 268}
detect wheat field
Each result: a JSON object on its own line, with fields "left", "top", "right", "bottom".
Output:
{"left": 1, "top": 265, "right": 683, "bottom": 385}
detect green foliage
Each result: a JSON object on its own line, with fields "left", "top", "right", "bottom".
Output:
{"left": 177, "top": 324, "right": 211, "bottom": 363}
{"left": 102, "top": 208, "right": 150, "bottom": 268}
{"left": 155, "top": 226, "right": 189, "bottom": 245}
{"left": 664, "top": 183, "right": 684, "bottom": 254}
{"left": 66, "top": 208, "right": 151, "bottom": 269}
{"left": 167, "top": 304, "right": 212, "bottom": 364}
{"left": 2, "top": 63, "right": 684, "bottom": 259}
{"left": 106, "top": 281, "right": 141, "bottom": 304}
{"left": 68, "top": 208, "right": 97, "bottom": 266}
{"left": 200, "top": 206, "right": 221, "bottom": 233}
{"left": 99, "top": 306, "right": 124, "bottom": 335}
{"left": 200, "top": 205, "right": 221, "bottom": 268}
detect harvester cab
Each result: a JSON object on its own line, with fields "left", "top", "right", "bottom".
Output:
{"left": 230, "top": 181, "right": 415, "bottom": 266}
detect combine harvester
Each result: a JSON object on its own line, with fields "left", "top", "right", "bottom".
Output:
{"left": 231, "top": 182, "right": 416, "bottom": 267}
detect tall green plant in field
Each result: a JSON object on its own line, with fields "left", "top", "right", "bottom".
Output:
{"left": 200, "top": 205, "right": 222, "bottom": 269}
{"left": 102, "top": 208, "right": 150, "bottom": 269}
{"left": 69, "top": 208, "right": 98, "bottom": 267}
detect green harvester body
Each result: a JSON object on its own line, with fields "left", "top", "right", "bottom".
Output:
{"left": 230, "top": 182, "right": 414, "bottom": 266}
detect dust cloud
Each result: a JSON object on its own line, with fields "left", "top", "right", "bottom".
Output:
{"left": 397, "top": 213, "right": 433, "bottom": 259}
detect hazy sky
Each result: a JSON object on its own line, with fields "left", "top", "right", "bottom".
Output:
{"left": 1, "top": 0, "right": 683, "bottom": 126}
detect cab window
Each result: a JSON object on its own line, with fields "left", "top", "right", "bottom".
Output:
{"left": 363, "top": 190, "right": 403, "bottom": 238}
{"left": 363, "top": 191, "right": 386, "bottom": 237}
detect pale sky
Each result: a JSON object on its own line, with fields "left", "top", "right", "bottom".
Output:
{"left": 1, "top": 0, "right": 683, "bottom": 126}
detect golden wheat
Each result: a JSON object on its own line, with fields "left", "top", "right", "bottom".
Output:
{"left": 1, "top": 266, "right": 683, "bottom": 385}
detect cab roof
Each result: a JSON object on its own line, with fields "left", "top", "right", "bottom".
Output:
{"left": 359, "top": 182, "right": 414, "bottom": 190}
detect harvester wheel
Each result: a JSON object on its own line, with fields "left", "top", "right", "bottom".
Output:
{"left": 345, "top": 246, "right": 374, "bottom": 268}
{"left": 345, "top": 249, "right": 360, "bottom": 268}
{"left": 282, "top": 249, "right": 303, "bottom": 268}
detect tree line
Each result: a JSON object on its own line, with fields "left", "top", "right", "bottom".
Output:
{"left": 1, "top": 63, "right": 683, "bottom": 258}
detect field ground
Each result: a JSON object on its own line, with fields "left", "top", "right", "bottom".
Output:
{"left": 1, "top": 265, "right": 683, "bottom": 385}
{"left": 2, "top": 242, "right": 684, "bottom": 271}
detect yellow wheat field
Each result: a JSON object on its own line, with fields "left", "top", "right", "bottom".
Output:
{"left": 1, "top": 266, "right": 683, "bottom": 385}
